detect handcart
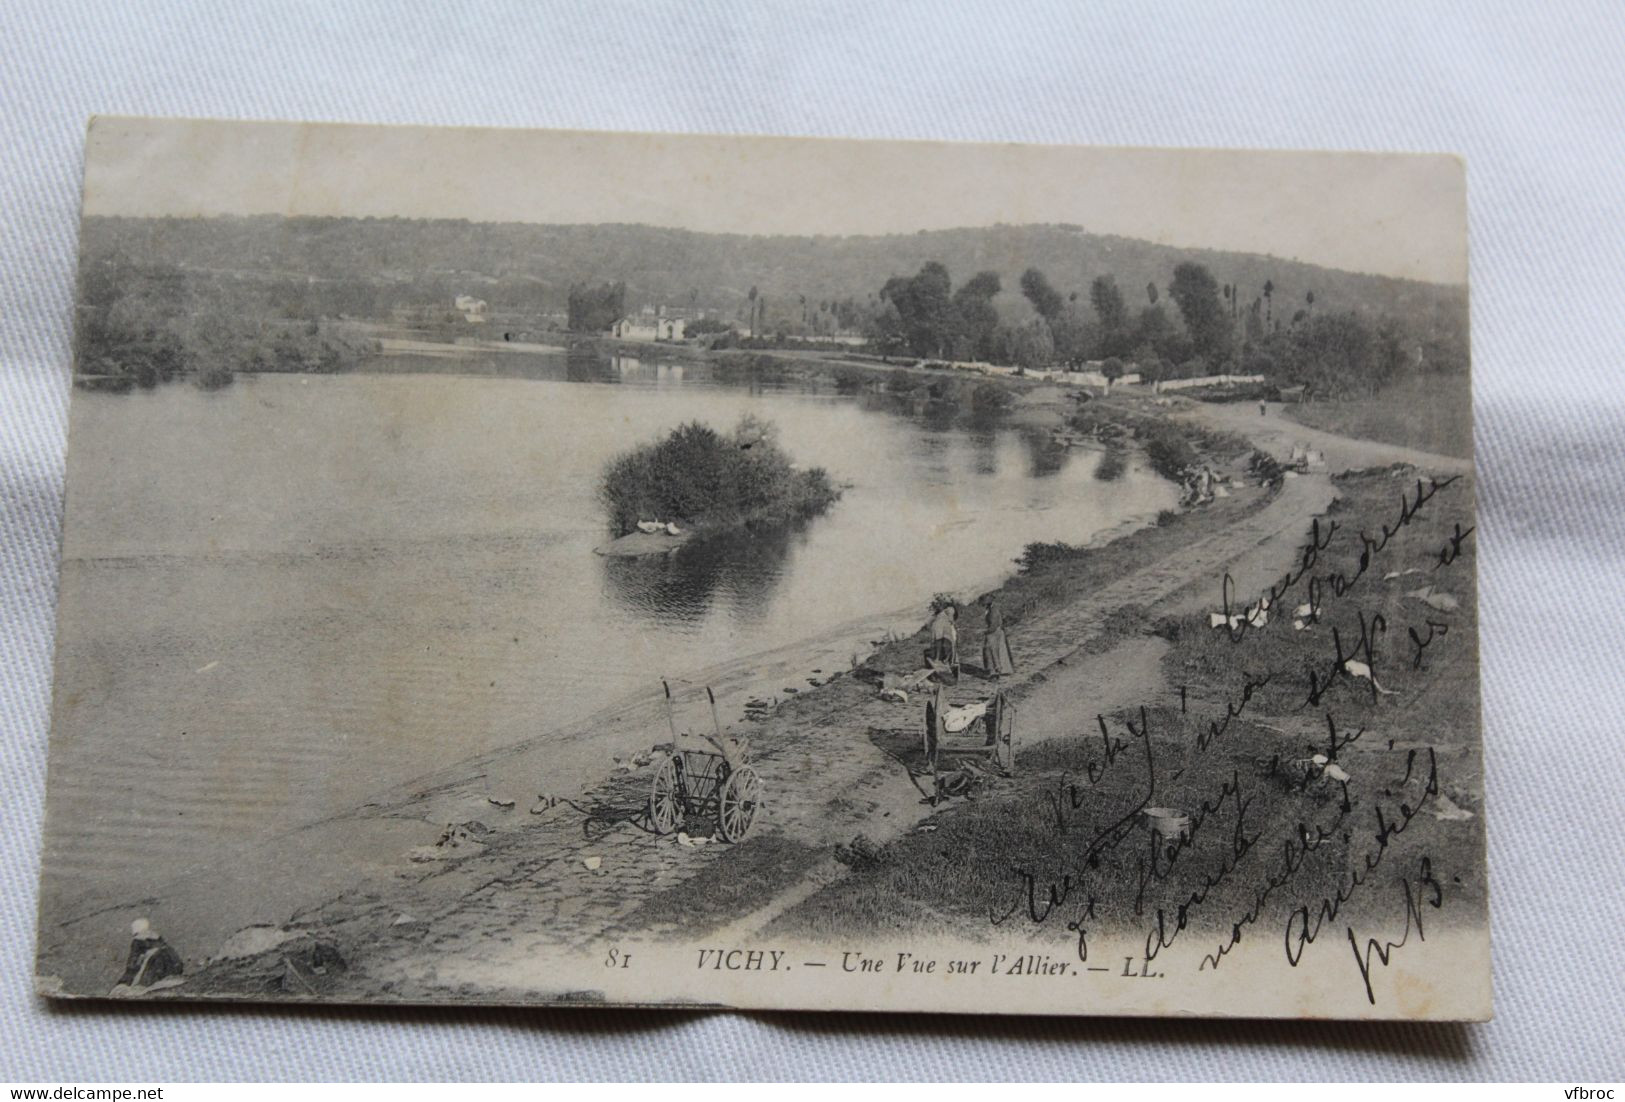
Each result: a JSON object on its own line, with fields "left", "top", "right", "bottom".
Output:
{"left": 922, "top": 682, "right": 1015, "bottom": 794}
{"left": 647, "top": 682, "right": 763, "bottom": 843}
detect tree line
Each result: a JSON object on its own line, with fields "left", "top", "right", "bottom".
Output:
{"left": 868, "top": 258, "right": 1468, "bottom": 398}
{"left": 75, "top": 250, "right": 379, "bottom": 390}
{"left": 84, "top": 215, "right": 1464, "bottom": 341}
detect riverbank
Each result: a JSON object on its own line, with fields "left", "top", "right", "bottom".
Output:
{"left": 377, "top": 336, "right": 570, "bottom": 358}
{"left": 38, "top": 363, "right": 1481, "bottom": 1004}
{"left": 577, "top": 335, "right": 1045, "bottom": 403}
{"left": 53, "top": 474, "right": 1283, "bottom": 1001}
{"left": 40, "top": 362, "right": 1175, "bottom": 988}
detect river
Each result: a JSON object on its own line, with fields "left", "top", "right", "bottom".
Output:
{"left": 42, "top": 349, "right": 1174, "bottom": 916}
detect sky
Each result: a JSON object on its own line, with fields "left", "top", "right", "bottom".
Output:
{"left": 82, "top": 117, "right": 1468, "bottom": 285}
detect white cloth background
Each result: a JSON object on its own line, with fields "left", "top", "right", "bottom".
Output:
{"left": 3, "top": 0, "right": 1622, "bottom": 1082}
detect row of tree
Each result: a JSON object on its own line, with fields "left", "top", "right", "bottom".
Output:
{"left": 868, "top": 258, "right": 1467, "bottom": 398}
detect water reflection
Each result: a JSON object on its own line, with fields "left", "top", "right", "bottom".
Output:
{"left": 598, "top": 522, "right": 805, "bottom": 630}
{"left": 1021, "top": 430, "right": 1067, "bottom": 478}
{"left": 964, "top": 430, "right": 995, "bottom": 476}
{"left": 567, "top": 344, "right": 619, "bottom": 383}
{"left": 610, "top": 354, "right": 688, "bottom": 387}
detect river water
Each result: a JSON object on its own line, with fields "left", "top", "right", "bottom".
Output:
{"left": 43, "top": 349, "right": 1174, "bottom": 913}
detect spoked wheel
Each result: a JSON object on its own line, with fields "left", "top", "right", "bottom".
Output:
{"left": 992, "top": 725, "right": 1015, "bottom": 774}
{"left": 648, "top": 755, "right": 683, "bottom": 834}
{"left": 923, "top": 693, "right": 942, "bottom": 774}
{"left": 717, "top": 765, "right": 762, "bottom": 842}
{"left": 991, "top": 697, "right": 1015, "bottom": 775}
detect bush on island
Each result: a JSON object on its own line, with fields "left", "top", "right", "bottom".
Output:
{"left": 600, "top": 415, "right": 841, "bottom": 538}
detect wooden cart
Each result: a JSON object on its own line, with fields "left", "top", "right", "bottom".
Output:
{"left": 647, "top": 683, "right": 763, "bottom": 843}
{"left": 923, "top": 683, "right": 1015, "bottom": 793}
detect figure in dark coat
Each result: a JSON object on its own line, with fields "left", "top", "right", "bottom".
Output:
{"left": 981, "top": 597, "right": 1015, "bottom": 678}
{"left": 928, "top": 604, "right": 958, "bottom": 670}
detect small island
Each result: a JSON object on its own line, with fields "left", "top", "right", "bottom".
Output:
{"left": 594, "top": 415, "right": 842, "bottom": 556}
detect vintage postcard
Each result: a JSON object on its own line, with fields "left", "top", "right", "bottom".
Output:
{"left": 37, "top": 118, "right": 1487, "bottom": 1018}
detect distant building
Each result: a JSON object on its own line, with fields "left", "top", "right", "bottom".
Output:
{"left": 454, "top": 295, "right": 488, "bottom": 323}
{"left": 611, "top": 316, "right": 686, "bottom": 341}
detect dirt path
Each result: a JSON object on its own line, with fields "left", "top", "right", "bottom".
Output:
{"left": 1182, "top": 399, "right": 1474, "bottom": 476}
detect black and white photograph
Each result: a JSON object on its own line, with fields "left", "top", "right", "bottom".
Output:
{"left": 31, "top": 118, "right": 1490, "bottom": 1019}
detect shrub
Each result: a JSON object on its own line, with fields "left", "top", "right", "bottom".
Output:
{"left": 1138, "top": 420, "right": 1200, "bottom": 482}
{"left": 971, "top": 382, "right": 1012, "bottom": 413}
{"left": 685, "top": 317, "right": 734, "bottom": 337}
{"left": 832, "top": 368, "right": 867, "bottom": 394}
{"left": 1015, "top": 541, "right": 1085, "bottom": 575}
{"left": 600, "top": 416, "right": 841, "bottom": 537}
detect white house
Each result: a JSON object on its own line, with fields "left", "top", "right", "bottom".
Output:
{"left": 611, "top": 317, "right": 686, "bottom": 342}
{"left": 454, "top": 295, "right": 488, "bottom": 323}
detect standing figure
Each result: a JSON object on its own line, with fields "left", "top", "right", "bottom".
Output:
{"left": 981, "top": 597, "right": 1016, "bottom": 678}
{"left": 927, "top": 602, "right": 959, "bottom": 675}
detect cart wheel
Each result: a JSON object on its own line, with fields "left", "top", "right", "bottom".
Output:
{"left": 924, "top": 690, "right": 943, "bottom": 774}
{"left": 992, "top": 697, "right": 1015, "bottom": 775}
{"left": 717, "top": 766, "right": 761, "bottom": 842}
{"left": 993, "top": 726, "right": 1015, "bottom": 774}
{"left": 648, "top": 756, "right": 682, "bottom": 834}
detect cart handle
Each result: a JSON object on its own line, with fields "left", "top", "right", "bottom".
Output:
{"left": 706, "top": 686, "right": 725, "bottom": 739}
{"left": 660, "top": 679, "right": 680, "bottom": 742}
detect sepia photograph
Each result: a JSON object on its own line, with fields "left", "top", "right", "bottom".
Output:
{"left": 35, "top": 117, "right": 1487, "bottom": 1019}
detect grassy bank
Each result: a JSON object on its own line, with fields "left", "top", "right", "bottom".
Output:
{"left": 1280, "top": 374, "right": 1473, "bottom": 459}
{"left": 1069, "top": 399, "right": 1252, "bottom": 482}
{"left": 771, "top": 463, "right": 1485, "bottom": 947}
{"left": 859, "top": 482, "right": 1273, "bottom": 681}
